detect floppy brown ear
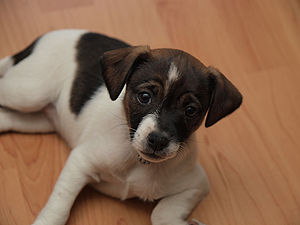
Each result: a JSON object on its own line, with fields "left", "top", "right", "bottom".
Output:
{"left": 101, "top": 46, "right": 150, "bottom": 101}
{"left": 205, "top": 67, "right": 243, "bottom": 127}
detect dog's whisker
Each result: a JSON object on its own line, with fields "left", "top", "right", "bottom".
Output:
{"left": 129, "top": 127, "right": 138, "bottom": 133}
{"left": 133, "top": 139, "right": 144, "bottom": 149}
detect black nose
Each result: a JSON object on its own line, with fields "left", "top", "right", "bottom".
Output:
{"left": 147, "top": 132, "right": 169, "bottom": 151}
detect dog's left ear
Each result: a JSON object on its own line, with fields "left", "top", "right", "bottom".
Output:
{"left": 101, "top": 46, "right": 151, "bottom": 101}
{"left": 205, "top": 67, "right": 243, "bottom": 127}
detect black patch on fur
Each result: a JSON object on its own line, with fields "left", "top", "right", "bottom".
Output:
{"left": 12, "top": 38, "right": 40, "bottom": 65}
{"left": 70, "top": 32, "right": 130, "bottom": 114}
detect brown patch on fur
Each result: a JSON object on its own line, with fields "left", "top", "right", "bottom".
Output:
{"left": 205, "top": 66, "right": 243, "bottom": 127}
{"left": 103, "top": 47, "right": 242, "bottom": 139}
{"left": 123, "top": 79, "right": 164, "bottom": 136}
{"left": 177, "top": 93, "right": 201, "bottom": 108}
{"left": 101, "top": 46, "right": 150, "bottom": 100}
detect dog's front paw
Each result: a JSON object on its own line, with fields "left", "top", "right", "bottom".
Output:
{"left": 32, "top": 221, "right": 45, "bottom": 225}
{"left": 0, "top": 107, "right": 11, "bottom": 133}
{"left": 189, "top": 218, "right": 206, "bottom": 225}
{"left": 31, "top": 218, "right": 49, "bottom": 225}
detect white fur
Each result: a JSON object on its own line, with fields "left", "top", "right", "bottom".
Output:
{"left": 132, "top": 113, "right": 158, "bottom": 152}
{"left": 0, "top": 56, "right": 13, "bottom": 76}
{"left": 165, "top": 62, "right": 180, "bottom": 95}
{"left": 0, "top": 29, "right": 209, "bottom": 225}
{"left": 168, "top": 62, "right": 179, "bottom": 82}
{"left": 0, "top": 107, "right": 54, "bottom": 133}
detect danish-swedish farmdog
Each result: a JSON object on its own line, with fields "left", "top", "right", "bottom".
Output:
{"left": 0, "top": 29, "right": 242, "bottom": 225}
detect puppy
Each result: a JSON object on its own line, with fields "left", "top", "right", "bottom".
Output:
{"left": 0, "top": 29, "right": 242, "bottom": 225}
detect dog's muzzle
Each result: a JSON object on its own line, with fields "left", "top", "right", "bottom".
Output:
{"left": 134, "top": 131, "right": 178, "bottom": 163}
{"left": 147, "top": 132, "right": 169, "bottom": 152}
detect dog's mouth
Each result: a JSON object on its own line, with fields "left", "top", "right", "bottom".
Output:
{"left": 136, "top": 150, "right": 177, "bottom": 164}
{"left": 137, "top": 151, "right": 163, "bottom": 164}
{"left": 137, "top": 153, "right": 151, "bottom": 164}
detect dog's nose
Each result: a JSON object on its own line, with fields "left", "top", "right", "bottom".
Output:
{"left": 147, "top": 132, "right": 169, "bottom": 151}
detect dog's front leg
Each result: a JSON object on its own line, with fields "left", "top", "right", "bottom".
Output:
{"left": 151, "top": 188, "right": 208, "bottom": 225}
{"left": 32, "top": 147, "right": 97, "bottom": 225}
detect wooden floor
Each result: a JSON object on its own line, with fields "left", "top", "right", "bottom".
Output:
{"left": 0, "top": 0, "right": 300, "bottom": 225}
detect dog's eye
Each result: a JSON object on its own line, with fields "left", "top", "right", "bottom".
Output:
{"left": 137, "top": 92, "right": 152, "bottom": 104}
{"left": 185, "top": 106, "right": 197, "bottom": 117}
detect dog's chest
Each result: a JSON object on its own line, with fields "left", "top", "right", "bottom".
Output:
{"left": 93, "top": 164, "right": 171, "bottom": 201}
{"left": 126, "top": 165, "right": 168, "bottom": 201}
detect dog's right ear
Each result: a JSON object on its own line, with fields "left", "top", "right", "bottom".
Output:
{"left": 101, "top": 46, "right": 150, "bottom": 101}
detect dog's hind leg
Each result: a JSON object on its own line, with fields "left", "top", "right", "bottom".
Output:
{"left": 0, "top": 107, "right": 54, "bottom": 134}
{"left": 0, "top": 35, "right": 39, "bottom": 77}
{"left": 0, "top": 57, "right": 55, "bottom": 113}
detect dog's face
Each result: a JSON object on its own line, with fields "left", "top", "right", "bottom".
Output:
{"left": 123, "top": 52, "right": 213, "bottom": 163}
{"left": 101, "top": 46, "right": 242, "bottom": 163}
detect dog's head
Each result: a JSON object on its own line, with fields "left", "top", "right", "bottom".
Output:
{"left": 101, "top": 46, "right": 242, "bottom": 163}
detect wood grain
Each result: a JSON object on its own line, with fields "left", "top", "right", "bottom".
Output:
{"left": 0, "top": 0, "right": 300, "bottom": 225}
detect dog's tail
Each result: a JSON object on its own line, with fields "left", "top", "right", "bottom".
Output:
{"left": 0, "top": 56, "right": 13, "bottom": 77}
